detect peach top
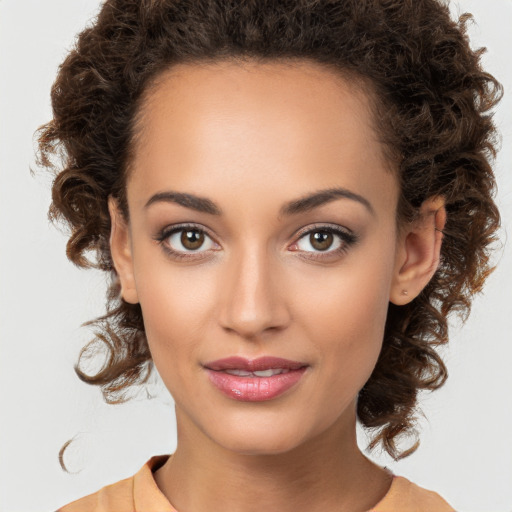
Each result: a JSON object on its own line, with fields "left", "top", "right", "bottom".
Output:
{"left": 57, "top": 454, "right": 455, "bottom": 512}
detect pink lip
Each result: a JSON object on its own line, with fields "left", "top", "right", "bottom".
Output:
{"left": 205, "top": 356, "right": 307, "bottom": 372}
{"left": 204, "top": 356, "right": 308, "bottom": 402}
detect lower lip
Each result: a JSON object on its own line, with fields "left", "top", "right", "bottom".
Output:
{"left": 205, "top": 367, "right": 308, "bottom": 402}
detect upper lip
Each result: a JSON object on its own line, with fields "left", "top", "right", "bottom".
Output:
{"left": 204, "top": 356, "right": 307, "bottom": 372}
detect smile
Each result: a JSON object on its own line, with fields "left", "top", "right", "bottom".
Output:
{"left": 203, "top": 356, "right": 308, "bottom": 402}
{"left": 223, "top": 368, "right": 290, "bottom": 377}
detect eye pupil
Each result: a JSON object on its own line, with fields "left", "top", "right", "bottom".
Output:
{"left": 181, "top": 230, "right": 204, "bottom": 250}
{"left": 310, "top": 231, "right": 333, "bottom": 251}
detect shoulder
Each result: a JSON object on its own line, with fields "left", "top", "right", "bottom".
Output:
{"left": 370, "top": 475, "right": 455, "bottom": 512}
{"left": 56, "top": 454, "right": 173, "bottom": 512}
{"left": 56, "top": 476, "right": 134, "bottom": 512}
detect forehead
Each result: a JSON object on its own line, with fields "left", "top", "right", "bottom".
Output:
{"left": 135, "top": 59, "right": 379, "bottom": 154}
{"left": 128, "top": 59, "right": 398, "bottom": 215}
{"left": 141, "top": 59, "right": 372, "bottom": 112}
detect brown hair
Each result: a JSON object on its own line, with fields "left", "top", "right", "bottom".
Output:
{"left": 37, "top": 0, "right": 502, "bottom": 460}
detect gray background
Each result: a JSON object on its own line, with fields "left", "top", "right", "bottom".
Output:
{"left": 0, "top": 0, "right": 511, "bottom": 510}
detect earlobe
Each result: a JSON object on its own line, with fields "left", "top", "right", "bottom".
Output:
{"left": 390, "top": 196, "right": 446, "bottom": 305}
{"left": 108, "top": 196, "right": 139, "bottom": 304}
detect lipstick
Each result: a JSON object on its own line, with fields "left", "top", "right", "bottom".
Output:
{"left": 203, "top": 356, "right": 308, "bottom": 402}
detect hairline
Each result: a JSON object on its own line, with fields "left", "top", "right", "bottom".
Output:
{"left": 121, "top": 56, "right": 402, "bottom": 229}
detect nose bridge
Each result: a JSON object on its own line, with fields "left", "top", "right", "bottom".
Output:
{"left": 219, "top": 239, "right": 289, "bottom": 339}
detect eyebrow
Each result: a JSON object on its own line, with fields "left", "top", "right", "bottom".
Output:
{"left": 145, "top": 191, "right": 221, "bottom": 215}
{"left": 144, "top": 187, "right": 374, "bottom": 217}
{"left": 280, "top": 187, "right": 375, "bottom": 218}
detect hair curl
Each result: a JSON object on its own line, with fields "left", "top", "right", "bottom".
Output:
{"left": 37, "top": 0, "right": 502, "bottom": 460}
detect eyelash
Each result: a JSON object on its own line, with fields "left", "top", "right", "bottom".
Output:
{"left": 291, "top": 224, "right": 358, "bottom": 261}
{"left": 154, "top": 223, "right": 358, "bottom": 262}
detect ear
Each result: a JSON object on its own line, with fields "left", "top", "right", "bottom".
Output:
{"left": 108, "top": 196, "right": 139, "bottom": 304}
{"left": 390, "top": 196, "right": 446, "bottom": 305}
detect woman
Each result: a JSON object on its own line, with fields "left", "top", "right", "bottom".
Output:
{"left": 33, "top": 0, "right": 502, "bottom": 510}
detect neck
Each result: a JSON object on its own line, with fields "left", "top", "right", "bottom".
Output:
{"left": 154, "top": 407, "right": 392, "bottom": 512}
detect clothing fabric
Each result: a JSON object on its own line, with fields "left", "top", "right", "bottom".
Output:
{"left": 57, "top": 454, "right": 455, "bottom": 512}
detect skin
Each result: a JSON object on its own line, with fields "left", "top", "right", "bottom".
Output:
{"left": 110, "top": 59, "right": 446, "bottom": 512}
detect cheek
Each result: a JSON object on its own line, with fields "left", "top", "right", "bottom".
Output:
{"left": 133, "top": 226, "right": 396, "bottom": 397}
{"left": 133, "top": 254, "right": 219, "bottom": 380}
{"left": 291, "top": 241, "right": 395, "bottom": 386}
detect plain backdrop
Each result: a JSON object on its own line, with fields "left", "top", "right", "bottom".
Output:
{"left": 0, "top": 1, "right": 511, "bottom": 511}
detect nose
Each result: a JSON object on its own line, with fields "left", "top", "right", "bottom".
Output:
{"left": 218, "top": 244, "right": 291, "bottom": 340}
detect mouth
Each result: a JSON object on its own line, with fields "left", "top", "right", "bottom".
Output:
{"left": 221, "top": 368, "right": 292, "bottom": 377}
{"left": 203, "top": 356, "right": 309, "bottom": 402}
{"left": 204, "top": 355, "right": 307, "bottom": 372}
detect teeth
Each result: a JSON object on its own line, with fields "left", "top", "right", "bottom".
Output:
{"left": 225, "top": 369, "right": 253, "bottom": 376}
{"left": 253, "top": 369, "right": 287, "bottom": 377}
{"left": 223, "top": 368, "right": 290, "bottom": 377}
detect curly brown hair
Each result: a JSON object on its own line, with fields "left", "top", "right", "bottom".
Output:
{"left": 37, "top": 0, "right": 502, "bottom": 460}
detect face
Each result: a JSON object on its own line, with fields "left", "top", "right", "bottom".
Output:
{"left": 115, "top": 60, "right": 404, "bottom": 455}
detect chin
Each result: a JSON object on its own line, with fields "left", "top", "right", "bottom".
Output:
{"left": 203, "top": 415, "right": 313, "bottom": 456}
{"left": 218, "top": 435, "right": 303, "bottom": 456}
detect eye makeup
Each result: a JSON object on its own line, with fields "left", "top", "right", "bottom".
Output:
{"left": 289, "top": 223, "right": 358, "bottom": 262}
{"left": 153, "top": 222, "right": 359, "bottom": 263}
{"left": 153, "top": 223, "right": 220, "bottom": 261}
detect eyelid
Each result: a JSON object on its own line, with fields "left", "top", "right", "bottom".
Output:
{"left": 293, "top": 222, "right": 355, "bottom": 240}
{"left": 155, "top": 222, "right": 357, "bottom": 261}
{"left": 154, "top": 223, "right": 220, "bottom": 259}
{"left": 289, "top": 223, "right": 358, "bottom": 259}
{"left": 156, "top": 222, "right": 215, "bottom": 241}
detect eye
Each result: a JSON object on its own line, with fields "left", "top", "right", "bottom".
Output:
{"left": 291, "top": 225, "right": 357, "bottom": 259}
{"left": 155, "top": 224, "right": 219, "bottom": 260}
{"left": 168, "top": 228, "right": 210, "bottom": 251}
{"left": 298, "top": 231, "right": 338, "bottom": 252}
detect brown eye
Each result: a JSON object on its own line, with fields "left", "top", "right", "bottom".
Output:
{"left": 293, "top": 225, "right": 356, "bottom": 257}
{"left": 181, "top": 229, "right": 205, "bottom": 250}
{"left": 160, "top": 225, "right": 218, "bottom": 256}
{"left": 309, "top": 231, "right": 334, "bottom": 251}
